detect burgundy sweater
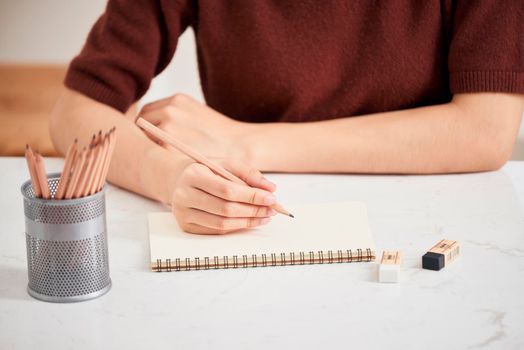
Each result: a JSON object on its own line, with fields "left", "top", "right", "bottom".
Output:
{"left": 65, "top": 1, "right": 524, "bottom": 123}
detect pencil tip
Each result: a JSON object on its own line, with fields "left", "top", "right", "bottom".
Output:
{"left": 289, "top": 213, "right": 294, "bottom": 218}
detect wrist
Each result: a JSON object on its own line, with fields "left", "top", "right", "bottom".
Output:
{"left": 232, "top": 121, "right": 263, "bottom": 167}
{"left": 142, "top": 145, "right": 192, "bottom": 204}
{"left": 223, "top": 120, "right": 254, "bottom": 165}
{"left": 236, "top": 121, "right": 289, "bottom": 171}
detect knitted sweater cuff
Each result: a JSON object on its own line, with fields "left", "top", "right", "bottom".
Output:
{"left": 450, "top": 71, "right": 524, "bottom": 94}
{"left": 64, "top": 68, "right": 131, "bottom": 113}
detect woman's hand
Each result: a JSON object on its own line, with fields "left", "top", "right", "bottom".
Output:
{"left": 139, "top": 93, "right": 249, "bottom": 161}
{"left": 171, "top": 158, "right": 278, "bottom": 234}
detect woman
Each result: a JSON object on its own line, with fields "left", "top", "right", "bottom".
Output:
{"left": 50, "top": 1, "right": 524, "bottom": 234}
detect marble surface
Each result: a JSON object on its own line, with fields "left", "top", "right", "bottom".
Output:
{"left": 1, "top": 157, "right": 524, "bottom": 350}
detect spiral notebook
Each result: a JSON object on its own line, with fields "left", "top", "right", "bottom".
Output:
{"left": 148, "top": 201, "right": 375, "bottom": 272}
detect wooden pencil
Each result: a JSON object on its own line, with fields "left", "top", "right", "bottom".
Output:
{"left": 89, "top": 133, "right": 97, "bottom": 147}
{"left": 93, "top": 131, "right": 110, "bottom": 193}
{"left": 63, "top": 151, "right": 79, "bottom": 199}
{"left": 65, "top": 147, "right": 86, "bottom": 200}
{"left": 76, "top": 134, "right": 97, "bottom": 197}
{"left": 55, "top": 139, "right": 78, "bottom": 200}
{"left": 84, "top": 135, "right": 103, "bottom": 196}
{"left": 136, "top": 118, "right": 293, "bottom": 218}
{"left": 97, "top": 128, "right": 116, "bottom": 191}
{"left": 74, "top": 145, "right": 95, "bottom": 198}
{"left": 104, "top": 128, "right": 117, "bottom": 185}
{"left": 46, "top": 128, "right": 116, "bottom": 200}
{"left": 25, "top": 145, "right": 42, "bottom": 198}
{"left": 34, "top": 152, "right": 50, "bottom": 199}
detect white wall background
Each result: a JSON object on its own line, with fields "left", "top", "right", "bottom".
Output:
{"left": 0, "top": 0, "right": 204, "bottom": 105}
{"left": 1, "top": 0, "right": 522, "bottom": 159}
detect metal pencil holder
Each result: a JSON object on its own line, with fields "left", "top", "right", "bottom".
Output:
{"left": 21, "top": 173, "right": 111, "bottom": 303}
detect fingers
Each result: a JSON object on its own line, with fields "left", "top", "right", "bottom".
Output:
{"left": 140, "top": 94, "right": 214, "bottom": 127}
{"left": 177, "top": 222, "right": 225, "bottom": 235}
{"left": 183, "top": 208, "right": 271, "bottom": 232}
{"left": 222, "top": 159, "right": 276, "bottom": 192}
{"left": 139, "top": 93, "right": 193, "bottom": 126}
{"left": 140, "top": 95, "right": 181, "bottom": 114}
{"left": 138, "top": 106, "right": 191, "bottom": 145}
{"left": 137, "top": 107, "right": 170, "bottom": 145}
{"left": 140, "top": 93, "right": 196, "bottom": 114}
{"left": 172, "top": 163, "right": 278, "bottom": 234}
{"left": 178, "top": 221, "right": 267, "bottom": 235}
{"left": 189, "top": 165, "right": 277, "bottom": 206}
{"left": 139, "top": 105, "right": 180, "bottom": 125}
{"left": 186, "top": 187, "right": 276, "bottom": 218}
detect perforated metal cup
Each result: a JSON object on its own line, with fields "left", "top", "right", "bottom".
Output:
{"left": 21, "top": 173, "right": 111, "bottom": 303}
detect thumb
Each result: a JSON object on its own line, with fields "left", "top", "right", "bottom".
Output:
{"left": 222, "top": 159, "right": 277, "bottom": 192}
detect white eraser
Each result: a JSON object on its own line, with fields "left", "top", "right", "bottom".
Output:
{"left": 379, "top": 251, "right": 401, "bottom": 283}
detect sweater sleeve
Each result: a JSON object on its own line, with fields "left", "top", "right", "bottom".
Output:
{"left": 65, "top": 0, "right": 194, "bottom": 112}
{"left": 448, "top": 1, "right": 524, "bottom": 94}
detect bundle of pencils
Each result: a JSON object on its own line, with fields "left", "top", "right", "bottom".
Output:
{"left": 25, "top": 127, "right": 116, "bottom": 200}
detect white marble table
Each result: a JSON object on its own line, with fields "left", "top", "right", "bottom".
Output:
{"left": 1, "top": 157, "right": 523, "bottom": 349}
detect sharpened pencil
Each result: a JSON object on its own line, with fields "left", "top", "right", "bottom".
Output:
{"left": 65, "top": 147, "right": 86, "bottom": 199}
{"left": 85, "top": 135, "right": 103, "bottom": 196}
{"left": 55, "top": 139, "right": 78, "bottom": 200}
{"left": 25, "top": 145, "right": 42, "bottom": 198}
{"left": 99, "top": 128, "right": 115, "bottom": 191}
{"left": 94, "top": 131, "right": 110, "bottom": 191}
{"left": 24, "top": 128, "right": 116, "bottom": 201}
{"left": 75, "top": 145, "right": 95, "bottom": 198}
{"left": 34, "top": 152, "right": 50, "bottom": 199}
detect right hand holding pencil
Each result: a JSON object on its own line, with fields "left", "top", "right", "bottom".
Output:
{"left": 171, "top": 159, "right": 278, "bottom": 234}
{"left": 135, "top": 116, "right": 293, "bottom": 233}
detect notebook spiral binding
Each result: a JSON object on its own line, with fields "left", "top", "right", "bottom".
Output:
{"left": 153, "top": 248, "right": 375, "bottom": 272}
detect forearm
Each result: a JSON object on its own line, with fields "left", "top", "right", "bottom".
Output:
{"left": 244, "top": 93, "right": 523, "bottom": 174}
{"left": 50, "top": 89, "right": 187, "bottom": 203}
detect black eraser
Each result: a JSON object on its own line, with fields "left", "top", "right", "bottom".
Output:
{"left": 422, "top": 252, "right": 444, "bottom": 271}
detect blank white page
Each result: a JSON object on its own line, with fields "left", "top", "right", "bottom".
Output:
{"left": 149, "top": 201, "right": 375, "bottom": 263}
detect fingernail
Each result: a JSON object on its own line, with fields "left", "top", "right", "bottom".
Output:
{"left": 263, "top": 194, "right": 276, "bottom": 205}
{"left": 260, "top": 217, "right": 271, "bottom": 225}
{"left": 261, "top": 177, "right": 276, "bottom": 188}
